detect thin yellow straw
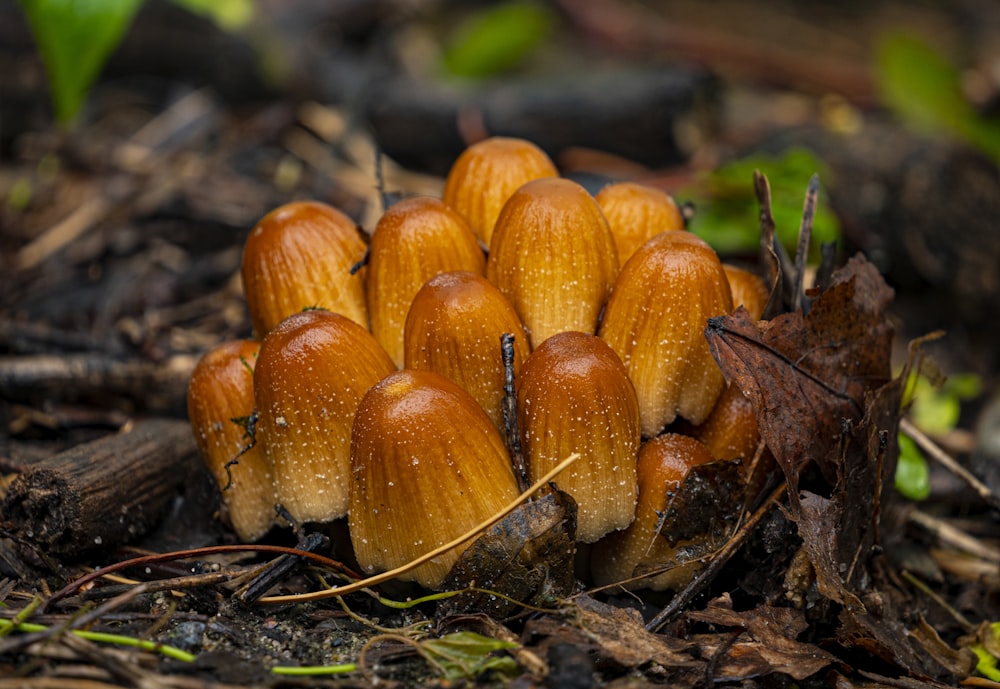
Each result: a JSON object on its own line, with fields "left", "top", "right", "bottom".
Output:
{"left": 258, "top": 452, "right": 581, "bottom": 604}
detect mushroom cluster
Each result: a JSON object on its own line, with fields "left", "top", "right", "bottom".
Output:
{"left": 187, "top": 136, "right": 768, "bottom": 590}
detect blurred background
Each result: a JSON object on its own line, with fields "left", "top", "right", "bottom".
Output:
{"left": 1, "top": 0, "right": 999, "bottom": 467}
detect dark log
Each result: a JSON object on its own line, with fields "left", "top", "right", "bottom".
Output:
{"left": 1, "top": 419, "right": 198, "bottom": 558}
{"left": 0, "top": 353, "right": 197, "bottom": 415}
{"left": 361, "top": 67, "right": 718, "bottom": 175}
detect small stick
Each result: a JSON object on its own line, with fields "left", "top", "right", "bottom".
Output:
{"left": 900, "top": 417, "right": 1000, "bottom": 511}
{"left": 907, "top": 509, "right": 1000, "bottom": 564}
{"left": 501, "top": 333, "right": 529, "bottom": 493}
{"left": 256, "top": 451, "right": 582, "bottom": 604}
{"left": 237, "top": 532, "right": 330, "bottom": 603}
{"left": 791, "top": 174, "right": 818, "bottom": 313}
{"left": 645, "top": 483, "right": 787, "bottom": 632}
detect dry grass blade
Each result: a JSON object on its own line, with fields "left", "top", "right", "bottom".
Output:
{"left": 257, "top": 452, "right": 582, "bottom": 603}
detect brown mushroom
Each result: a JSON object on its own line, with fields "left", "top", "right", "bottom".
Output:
{"left": 349, "top": 369, "right": 521, "bottom": 589}
{"left": 254, "top": 309, "right": 396, "bottom": 524}
{"left": 187, "top": 339, "right": 274, "bottom": 541}
{"left": 241, "top": 201, "right": 368, "bottom": 336}
{"left": 517, "top": 331, "right": 640, "bottom": 543}
{"left": 487, "top": 177, "right": 619, "bottom": 349}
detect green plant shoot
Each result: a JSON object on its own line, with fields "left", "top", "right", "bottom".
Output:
{"left": 19, "top": 0, "right": 145, "bottom": 124}
{"left": 681, "top": 148, "right": 840, "bottom": 257}
{"left": 895, "top": 369, "right": 981, "bottom": 500}
{"left": 876, "top": 32, "right": 1000, "bottom": 164}
{"left": 441, "top": 0, "right": 554, "bottom": 79}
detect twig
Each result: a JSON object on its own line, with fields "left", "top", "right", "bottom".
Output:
{"left": 645, "top": 483, "right": 787, "bottom": 632}
{"left": 256, "top": 451, "right": 583, "bottom": 604}
{"left": 907, "top": 510, "right": 1000, "bottom": 564}
{"left": 900, "top": 417, "right": 1000, "bottom": 511}
{"left": 501, "top": 332, "right": 529, "bottom": 493}
{"left": 900, "top": 570, "right": 974, "bottom": 632}
{"left": 791, "top": 174, "right": 818, "bottom": 312}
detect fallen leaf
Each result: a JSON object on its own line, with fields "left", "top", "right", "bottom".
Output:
{"left": 438, "top": 491, "right": 577, "bottom": 617}
{"left": 536, "top": 594, "right": 700, "bottom": 669}
{"left": 705, "top": 254, "right": 894, "bottom": 505}
{"left": 687, "top": 593, "right": 838, "bottom": 680}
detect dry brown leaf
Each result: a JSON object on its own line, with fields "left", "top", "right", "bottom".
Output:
{"left": 705, "top": 254, "right": 894, "bottom": 504}
{"left": 688, "top": 593, "right": 838, "bottom": 681}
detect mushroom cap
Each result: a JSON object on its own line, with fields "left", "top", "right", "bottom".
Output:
{"left": 591, "top": 433, "right": 716, "bottom": 590}
{"left": 596, "top": 181, "right": 685, "bottom": 263}
{"left": 442, "top": 136, "right": 558, "bottom": 246}
{"left": 187, "top": 339, "right": 274, "bottom": 542}
{"left": 599, "top": 231, "right": 733, "bottom": 435}
{"left": 517, "top": 331, "right": 640, "bottom": 543}
{"left": 241, "top": 201, "right": 368, "bottom": 336}
{"left": 367, "top": 196, "right": 486, "bottom": 367}
{"left": 487, "top": 177, "right": 620, "bottom": 349}
{"left": 254, "top": 309, "right": 396, "bottom": 524}
{"left": 349, "top": 369, "right": 520, "bottom": 589}
{"left": 723, "top": 264, "right": 770, "bottom": 321}
{"left": 404, "top": 271, "right": 529, "bottom": 432}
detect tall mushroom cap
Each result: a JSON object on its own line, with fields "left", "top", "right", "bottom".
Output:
{"left": 487, "top": 177, "right": 620, "bottom": 349}
{"left": 404, "top": 271, "right": 529, "bottom": 432}
{"left": 591, "top": 433, "right": 716, "bottom": 590}
{"left": 367, "top": 197, "right": 485, "bottom": 367}
{"left": 723, "top": 264, "right": 769, "bottom": 321}
{"left": 349, "top": 369, "right": 521, "bottom": 589}
{"left": 599, "top": 231, "right": 733, "bottom": 436}
{"left": 517, "top": 331, "right": 640, "bottom": 543}
{"left": 241, "top": 201, "right": 368, "bottom": 336}
{"left": 442, "top": 136, "right": 558, "bottom": 246}
{"left": 254, "top": 309, "right": 396, "bottom": 524}
{"left": 187, "top": 339, "right": 274, "bottom": 542}
{"left": 596, "top": 181, "right": 685, "bottom": 264}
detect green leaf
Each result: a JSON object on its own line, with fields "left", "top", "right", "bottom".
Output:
{"left": 875, "top": 32, "right": 1000, "bottom": 164}
{"left": 441, "top": 0, "right": 554, "bottom": 79}
{"left": 421, "top": 632, "right": 519, "bottom": 680}
{"left": 19, "top": 0, "right": 145, "bottom": 124}
{"left": 895, "top": 433, "right": 930, "bottom": 501}
{"left": 905, "top": 370, "right": 981, "bottom": 436}
{"left": 681, "top": 148, "right": 840, "bottom": 257}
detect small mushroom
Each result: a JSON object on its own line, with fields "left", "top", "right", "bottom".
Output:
{"left": 590, "top": 433, "right": 717, "bottom": 590}
{"left": 403, "top": 271, "right": 529, "bottom": 432}
{"left": 442, "top": 136, "right": 558, "bottom": 246}
{"left": 517, "top": 331, "right": 640, "bottom": 543}
{"left": 599, "top": 231, "right": 733, "bottom": 435}
{"left": 241, "top": 201, "right": 368, "bottom": 336}
{"left": 596, "top": 181, "right": 685, "bottom": 263}
{"left": 187, "top": 339, "right": 274, "bottom": 541}
{"left": 253, "top": 310, "right": 396, "bottom": 524}
{"left": 488, "top": 177, "right": 619, "bottom": 349}
{"left": 367, "top": 197, "right": 485, "bottom": 367}
{"left": 349, "top": 369, "right": 521, "bottom": 589}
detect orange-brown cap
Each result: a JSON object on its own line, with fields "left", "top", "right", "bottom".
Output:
{"left": 723, "top": 264, "right": 769, "bottom": 321}
{"left": 403, "top": 271, "right": 529, "bottom": 432}
{"left": 349, "top": 369, "right": 520, "bottom": 589}
{"left": 254, "top": 310, "right": 396, "bottom": 524}
{"left": 187, "top": 339, "right": 274, "bottom": 541}
{"left": 367, "top": 197, "right": 485, "bottom": 367}
{"left": 487, "top": 177, "right": 619, "bottom": 349}
{"left": 596, "top": 181, "right": 685, "bottom": 264}
{"left": 599, "top": 231, "right": 733, "bottom": 435}
{"left": 242, "top": 201, "right": 368, "bottom": 336}
{"left": 591, "top": 433, "right": 716, "bottom": 590}
{"left": 517, "top": 332, "right": 640, "bottom": 543}
{"left": 442, "top": 136, "right": 558, "bottom": 246}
